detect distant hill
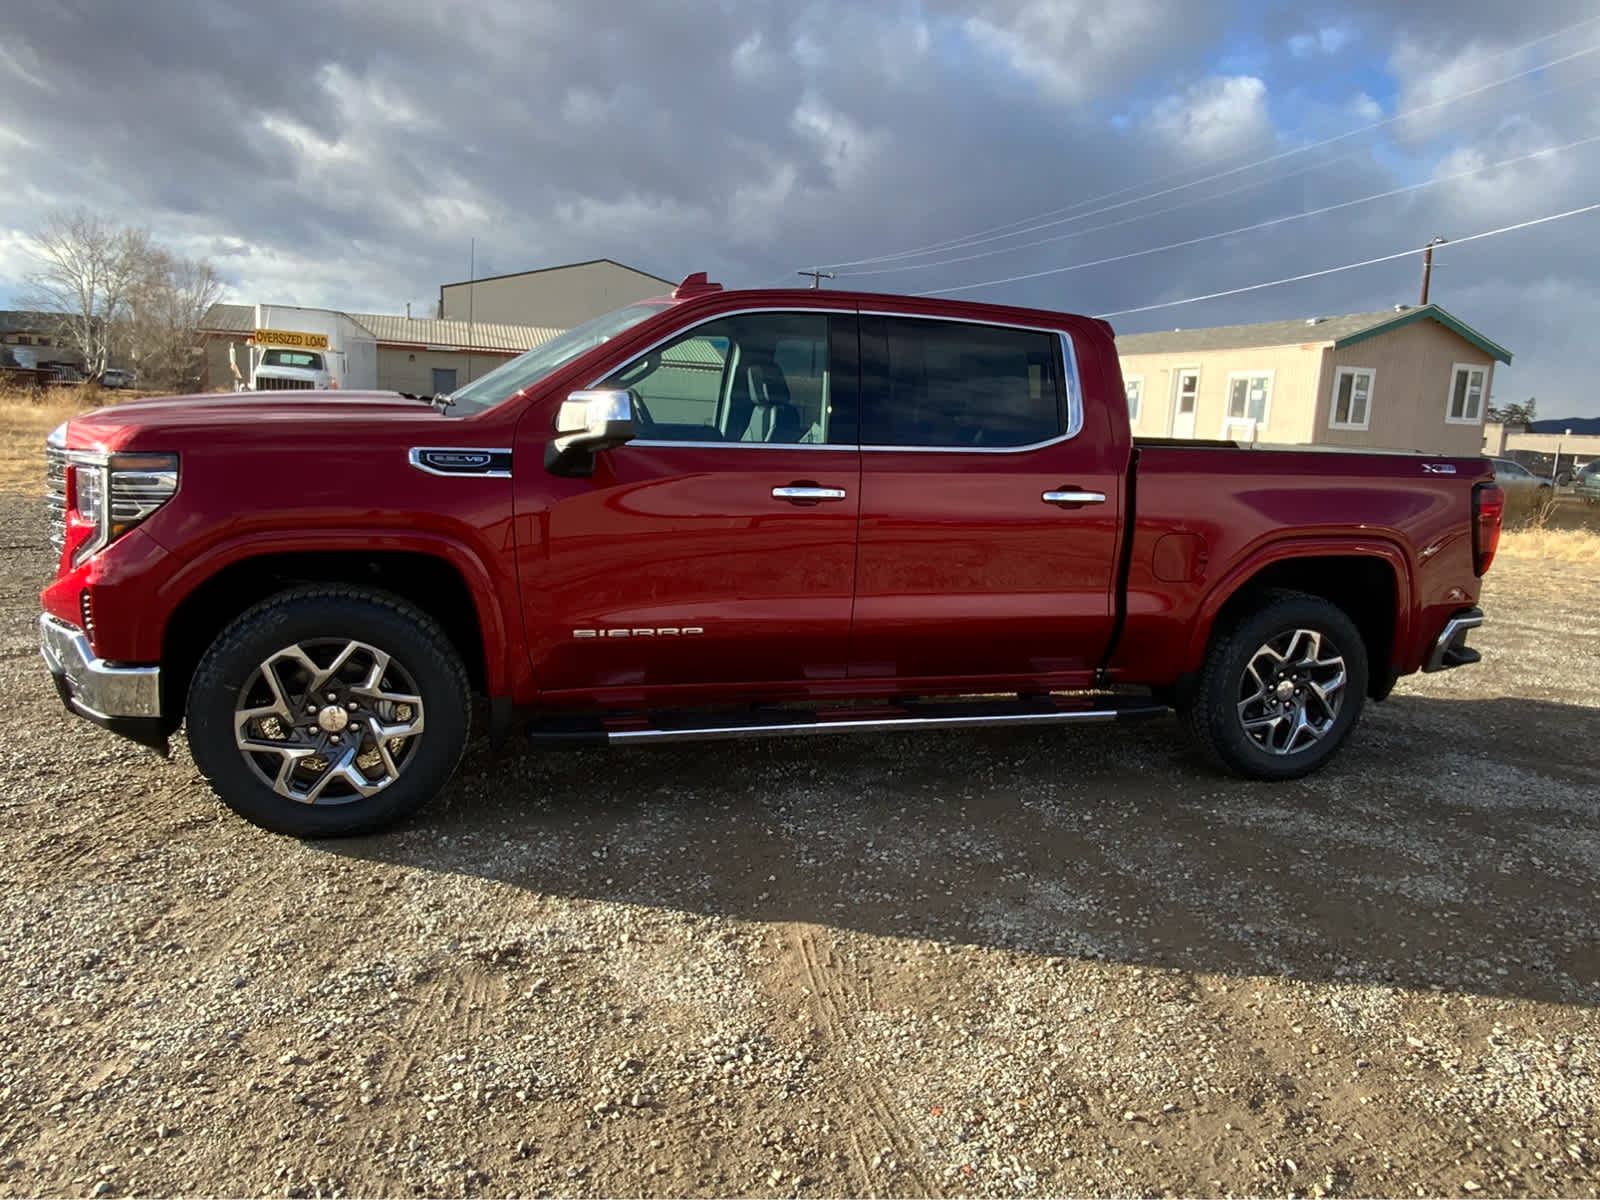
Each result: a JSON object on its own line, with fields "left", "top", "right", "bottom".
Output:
{"left": 1528, "top": 417, "right": 1600, "bottom": 436}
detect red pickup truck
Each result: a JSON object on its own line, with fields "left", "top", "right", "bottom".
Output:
{"left": 39, "top": 276, "right": 1504, "bottom": 836}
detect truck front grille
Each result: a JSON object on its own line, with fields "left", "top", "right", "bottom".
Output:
{"left": 253, "top": 377, "right": 314, "bottom": 391}
{"left": 45, "top": 444, "right": 67, "bottom": 554}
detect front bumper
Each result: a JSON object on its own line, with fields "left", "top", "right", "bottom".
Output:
{"left": 38, "top": 615, "right": 169, "bottom": 752}
{"left": 1423, "top": 607, "right": 1484, "bottom": 673}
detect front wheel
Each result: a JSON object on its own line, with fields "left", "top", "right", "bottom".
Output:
{"left": 1180, "top": 590, "right": 1368, "bottom": 781}
{"left": 186, "top": 586, "right": 471, "bottom": 837}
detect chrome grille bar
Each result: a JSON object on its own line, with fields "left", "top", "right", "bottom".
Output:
{"left": 45, "top": 444, "right": 67, "bottom": 553}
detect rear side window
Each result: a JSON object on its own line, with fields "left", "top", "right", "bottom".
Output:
{"left": 859, "top": 317, "right": 1065, "bottom": 448}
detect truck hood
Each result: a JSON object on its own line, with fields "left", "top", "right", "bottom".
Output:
{"left": 64, "top": 390, "right": 449, "bottom": 452}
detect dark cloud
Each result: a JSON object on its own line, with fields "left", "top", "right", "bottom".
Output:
{"left": 1, "top": 0, "right": 1596, "bottom": 414}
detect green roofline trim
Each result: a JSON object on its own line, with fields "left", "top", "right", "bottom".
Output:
{"left": 1334, "top": 304, "right": 1512, "bottom": 364}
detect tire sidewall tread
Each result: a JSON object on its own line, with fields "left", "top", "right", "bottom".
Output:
{"left": 186, "top": 585, "right": 471, "bottom": 837}
{"left": 1183, "top": 588, "right": 1368, "bottom": 781}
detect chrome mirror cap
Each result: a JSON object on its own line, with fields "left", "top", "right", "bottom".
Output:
{"left": 553, "top": 389, "right": 635, "bottom": 453}
{"left": 546, "top": 389, "right": 637, "bottom": 476}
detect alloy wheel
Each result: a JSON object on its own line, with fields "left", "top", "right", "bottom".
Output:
{"left": 1235, "top": 627, "right": 1347, "bottom": 756}
{"left": 233, "top": 639, "right": 425, "bottom": 805}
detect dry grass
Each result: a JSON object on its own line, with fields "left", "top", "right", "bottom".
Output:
{"left": 0, "top": 385, "right": 103, "bottom": 494}
{"left": 1497, "top": 525, "right": 1600, "bottom": 564}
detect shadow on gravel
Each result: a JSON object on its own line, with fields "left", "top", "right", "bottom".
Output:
{"left": 329, "top": 694, "right": 1600, "bottom": 1008}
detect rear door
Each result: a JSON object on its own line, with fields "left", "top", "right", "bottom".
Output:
{"left": 849, "top": 314, "right": 1123, "bottom": 684}
{"left": 522, "top": 309, "right": 863, "bottom": 696}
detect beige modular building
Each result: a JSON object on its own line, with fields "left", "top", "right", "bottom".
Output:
{"left": 1115, "top": 303, "right": 1511, "bottom": 456}
{"left": 198, "top": 304, "right": 561, "bottom": 395}
{"left": 438, "top": 258, "right": 674, "bottom": 329}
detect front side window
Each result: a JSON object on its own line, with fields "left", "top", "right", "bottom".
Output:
{"left": 1330, "top": 367, "right": 1374, "bottom": 430}
{"left": 1125, "top": 376, "right": 1143, "bottom": 424}
{"left": 1226, "top": 372, "right": 1272, "bottom": 426}
{"left": 860, "top": 317, "right": 1065, "bottom": 448}
{"left": 600, "top": 311, "right": 840, "bottom": 445}
{"left": 1448, "top": 364, "right": 1487, "bottom": 423}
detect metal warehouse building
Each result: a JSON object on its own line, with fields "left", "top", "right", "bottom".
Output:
{"left": 438, "top": 258, "right": 673, "bottom": 328}
{"left": 199, "top": 258, "right": 677, "bottom": 395}
{"left": 198, "top": 304, "right": 561, "bottom": 395}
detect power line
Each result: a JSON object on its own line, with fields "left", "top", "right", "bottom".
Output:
{"left": 1090, "top": 203, "right": 1600, "bottom": 319}
{"left": 838, "top": 68, "right": 1600, "bottom": 279}
{"left": 817, "top": 18, "right": 1600, "bottom": 271}
{"left": 853, "top": 129, "right": 1600, "bottom": 280}
{"left": 911, "top": 132, "right": 1600, "bottom": 296}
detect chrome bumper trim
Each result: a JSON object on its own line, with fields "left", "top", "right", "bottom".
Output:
{"left": 38, "top": 615, "right": 162, "bottom": 719}
{"left": 1424, "top": 608, "right": 1484, "bottom": 673}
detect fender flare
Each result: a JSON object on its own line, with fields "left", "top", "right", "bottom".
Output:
{"left": 1181, "top": 536, "right": 1415, "bottom": 674}
{"left": 152, "top": 528, "right": 526, "bottom": 697}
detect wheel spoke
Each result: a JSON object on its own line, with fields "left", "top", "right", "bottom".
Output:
{"left": 233, "top": 636, "right": 426, "bottom": 806}
{"left": 1236, "top": 626, "right": 1348, "bottom": 757}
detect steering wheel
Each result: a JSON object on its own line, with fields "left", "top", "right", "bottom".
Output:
{"left": 628, "top": 387, "right": 656, "bottom": 427}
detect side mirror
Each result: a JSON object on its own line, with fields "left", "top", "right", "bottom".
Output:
{"left": 545, "top": 389, "right": 637, "bottom": 476}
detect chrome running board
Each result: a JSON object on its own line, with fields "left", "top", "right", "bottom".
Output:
{"left": 530, "top": 694, "right": 1170, "bottom": 748}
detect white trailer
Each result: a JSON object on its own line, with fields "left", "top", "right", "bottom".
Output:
{"left": 245, "top": 306, "right": 378, "bottom": 392}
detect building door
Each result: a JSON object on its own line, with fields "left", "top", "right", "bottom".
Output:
{"left": 1170, "top": 368, "right": 1199, "bottom": 438}
{"left": 432, "top": 367, "right": 458, "bottom": 394}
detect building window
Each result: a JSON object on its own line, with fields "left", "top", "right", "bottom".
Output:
{"left": 1124, "top": 376, "right": 1142, "bottom": 424}
{"left": 1447, "top": 363, "right": 1487, "bottom": 424}
{"left": 1330, "top": 367, "right": 1374, "bottom": 431}
{"left": 15, "top": 336, "right": 30, "bottom": 345}
{"left": 1225, "top": 371, "right": 1272, "bottom": 429}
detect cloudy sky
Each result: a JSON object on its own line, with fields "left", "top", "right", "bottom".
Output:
{"left": 3, "top": 0, "right": 1599, "bottom": 416}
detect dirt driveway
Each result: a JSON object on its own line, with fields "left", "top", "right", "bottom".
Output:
{"left": 1, "top": 490, "right": 1596, "bottom": 1198}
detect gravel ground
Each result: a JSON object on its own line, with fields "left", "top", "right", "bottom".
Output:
{"left": 0, "top": 490, "right": 1597, "bottom": 1199}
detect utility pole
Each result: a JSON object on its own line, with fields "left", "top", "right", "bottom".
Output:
{"left": 1420, "top": 235, "right": 1447, "bottom": 305}
{"left": 797, "top": 269, "right": 835, "bottom": 289}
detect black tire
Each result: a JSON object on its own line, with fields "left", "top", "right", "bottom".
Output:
{"left": 186, "top": 586, "right": 471, "bottom": 837}
{"left": 1180, "top": 589, "right": 1368, "bottom": 781}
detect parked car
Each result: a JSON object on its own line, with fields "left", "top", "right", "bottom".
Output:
{"left": 99, "top": 368, "right": 135, "bottom": 389}
{"left": 38, "top": 274, "right": 1503, "bottom": 837}
{"left": 1574, "top": 460, "right": 1600, "bottom": 506}
{"left": 1489, "top": 457, "right": 1554, "bottom": 517}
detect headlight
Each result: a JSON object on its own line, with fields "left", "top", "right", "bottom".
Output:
{"left": 67, "top": 451, "right": 179, "bottom": 566}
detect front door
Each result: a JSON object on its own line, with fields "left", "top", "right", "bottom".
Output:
{"left": 848, "top": 315, "right": 1124, "bottom": 684}
{"left": 1170, "top": 368, "right": 1199, "bottom": 438}
{"left": 518, "top": 310, "right": 863, "bottom": 698}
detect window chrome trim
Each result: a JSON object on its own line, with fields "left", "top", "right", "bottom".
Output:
{"left": 407, "top": 447, "right": 513, "bottom": 478}
{"left": 629, "top": 438, "right": 850, "bottom": 451}
{"left": 856, "top": 309, "right": 1084, "bottom": 455}
{"left": 586, "top": 304, "right": 1088, "bottom": 456}
{"left": 585, "top": 305, "right": 850, "bottom": 450}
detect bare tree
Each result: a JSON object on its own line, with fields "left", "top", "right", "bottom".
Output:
{"left": 21, "top": 210, "right": 153, "bottom": 378}
{"left": 125, "top": 251, "right": 223, "bottom": 391}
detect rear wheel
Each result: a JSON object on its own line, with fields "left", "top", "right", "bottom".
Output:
{"left": 186, "top": 587, "right": 471, "bottom": 837}
{"left": 1181, "top": 590, "right": 1368, "bottom": 780}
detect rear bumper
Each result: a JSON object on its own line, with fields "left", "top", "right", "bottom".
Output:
{"left": 1423, "top": 608, "right": 1484, "bottom": 673}
{"left": 38, "top": 615, "right": 169, "bottom": 751}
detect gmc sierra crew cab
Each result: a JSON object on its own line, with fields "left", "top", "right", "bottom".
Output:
{"left": 39, "top": 274, "right": 1505, "bottom": 837}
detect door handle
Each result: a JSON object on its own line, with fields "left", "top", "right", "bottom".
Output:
{"left": 773, "top": 485, "right": 847, "bottom": 503}
{"left": 1042, "top": 489, "right": 1107, "bottom": 506}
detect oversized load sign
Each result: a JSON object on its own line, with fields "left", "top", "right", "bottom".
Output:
{"left": 253, "top": 328, "right": 331, "bottom": 350}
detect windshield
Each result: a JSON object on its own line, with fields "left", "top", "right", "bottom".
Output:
{"left": 445, "top": 301, "right": 672, "bottom": 415}
{"left": 262, "top": 349, "right": 325, "bottom": 370}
